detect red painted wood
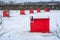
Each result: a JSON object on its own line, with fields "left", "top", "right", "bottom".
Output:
{"left": 29, "top": 9, "right": 34, "bottom": 14}
{"left": 44, "top": 8, "right": 50, "bottom": 12}
{"left": 3, "top": 10, "right": 9, "bottom": 17}
{"left": 37, "top": 8, "right": 40, "bottom": 13}
{"left": 30, "top": 18, "right": 49, "bottom": 33}
{"left": 20, "top": 9, "right": 25, "bottom": 15}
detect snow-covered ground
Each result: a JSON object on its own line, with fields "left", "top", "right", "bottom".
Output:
{"left": 0, "top": 10, "right": 60, "bottom": 40}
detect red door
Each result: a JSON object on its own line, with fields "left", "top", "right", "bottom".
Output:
{"left": 30, "top": 18, "right": 49, "bottom": 33}
{"left": 3, "top": 10, "right": 9, "bottom": 17}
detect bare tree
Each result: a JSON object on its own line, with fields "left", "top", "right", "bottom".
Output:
{"left": 0, "top": 1, "right": 5, "bottom": 5}
{"left": 9, "top": 1, "right": 16, "bottom": 5}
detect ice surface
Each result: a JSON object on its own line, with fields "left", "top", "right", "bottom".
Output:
{"left": 0, "top": 10, "right": 60, "bottom": 40}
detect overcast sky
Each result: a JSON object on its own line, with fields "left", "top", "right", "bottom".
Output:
{"left": 1, "top": 0, "right": 60, "bottom": 3}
